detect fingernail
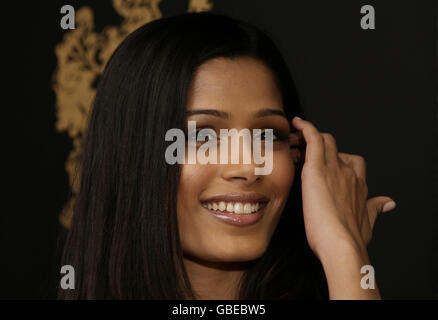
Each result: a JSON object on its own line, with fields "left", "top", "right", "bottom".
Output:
{"left": 294, "top": 116, "right": 302, "bottom": 120}
{"left": 382, "top": 201, "right": 396, "bottom": 213}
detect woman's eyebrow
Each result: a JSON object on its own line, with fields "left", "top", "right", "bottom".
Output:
{"left": 186, "top": 109, "right": 229, "bottom": 119}
{"left": 255, "top": 108, "right": 287, "bottom": 119}
{"left": 185, "top": 108, "right": 287, "bottom": 120}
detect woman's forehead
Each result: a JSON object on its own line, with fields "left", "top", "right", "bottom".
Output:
{"left": 186, "top": 56, "right": 283, "bottom": 115}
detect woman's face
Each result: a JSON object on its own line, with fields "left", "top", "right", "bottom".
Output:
{"left": 177, "top": 57, "right": 296, "bottom": 263}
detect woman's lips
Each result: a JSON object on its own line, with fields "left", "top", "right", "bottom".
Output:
{"left": 200, "top": 193, "right": 269, "bottom": 226}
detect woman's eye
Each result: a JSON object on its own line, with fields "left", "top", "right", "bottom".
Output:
{"left": 187, "top": 129, "right": 217, "bottom": 142}
{"left": 254, "top": 129, "right": 289, "bottom": 142}
{"left": 202, "top": 132, "right": 216, "bottom": 141}
{"left": 254, "top": 129, "right": 278, "bottom": 141}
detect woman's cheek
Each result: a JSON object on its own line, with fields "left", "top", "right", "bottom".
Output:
{"left": 178, "top": 163, "right": 213, "bottom": 216}
{"left": 177, "top": 164, "right": 215, "bottom": 247}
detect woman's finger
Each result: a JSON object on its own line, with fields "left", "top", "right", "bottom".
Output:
{"left": 321, "top": 133, "right": 339, "bottom": 167}
{"left": 291, "top": 117, "right": 325, "bottom": 167}
{"left": 338, "top": 153, "right": 367, "bottom": 181}
{"left": 366, "top": 196, "right": 397, "bottom": 229}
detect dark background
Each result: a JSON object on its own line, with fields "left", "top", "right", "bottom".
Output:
{"left": 3, "top": 0, "right": 437, "bottom": 299}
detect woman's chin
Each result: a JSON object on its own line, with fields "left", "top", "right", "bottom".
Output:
{"left": 200, "top": 245, "right": 268, "bottom": 264}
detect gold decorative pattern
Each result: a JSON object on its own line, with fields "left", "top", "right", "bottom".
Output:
{"left": 54, "top": 0, "right": 213, "bottom": 228}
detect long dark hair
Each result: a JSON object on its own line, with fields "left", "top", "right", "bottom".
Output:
{"left": 58, "top": 12, "right": 328, "bottom": 299}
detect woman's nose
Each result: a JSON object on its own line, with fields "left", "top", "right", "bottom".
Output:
{"left": 221, "top": 164, "right": 262, "bottom": 185}
{"left": 218, "top": 133, "right": 265, "bottom": 184}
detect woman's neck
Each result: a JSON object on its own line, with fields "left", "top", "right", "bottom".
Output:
{"left": 183, "top": 256, "right": 249, "bottom": 300}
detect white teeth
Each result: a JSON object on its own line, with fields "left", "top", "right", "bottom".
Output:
{"left": 243, "top": 203, "right": 252, "bottom": 214}
{"left": 234, "top": 203, "right": 243, "bottom": 214}
{"left": 203, "top": 201, "right": 262, "bottom": 214}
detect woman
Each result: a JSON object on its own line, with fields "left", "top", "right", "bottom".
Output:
{"left": 59, "top": 12, "right": 396, "bottom": 299}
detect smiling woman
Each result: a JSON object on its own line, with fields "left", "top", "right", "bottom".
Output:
{"left": 58, "top": 11, "right": 394, "bottom": 300}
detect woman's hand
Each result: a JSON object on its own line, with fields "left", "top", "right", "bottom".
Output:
{"left": 289, "top": 116, "right": 396, "bottom": 299}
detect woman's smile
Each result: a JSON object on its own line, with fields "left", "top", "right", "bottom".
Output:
{"left": 200, "top": 193, "right": 270, "bottom": 226}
